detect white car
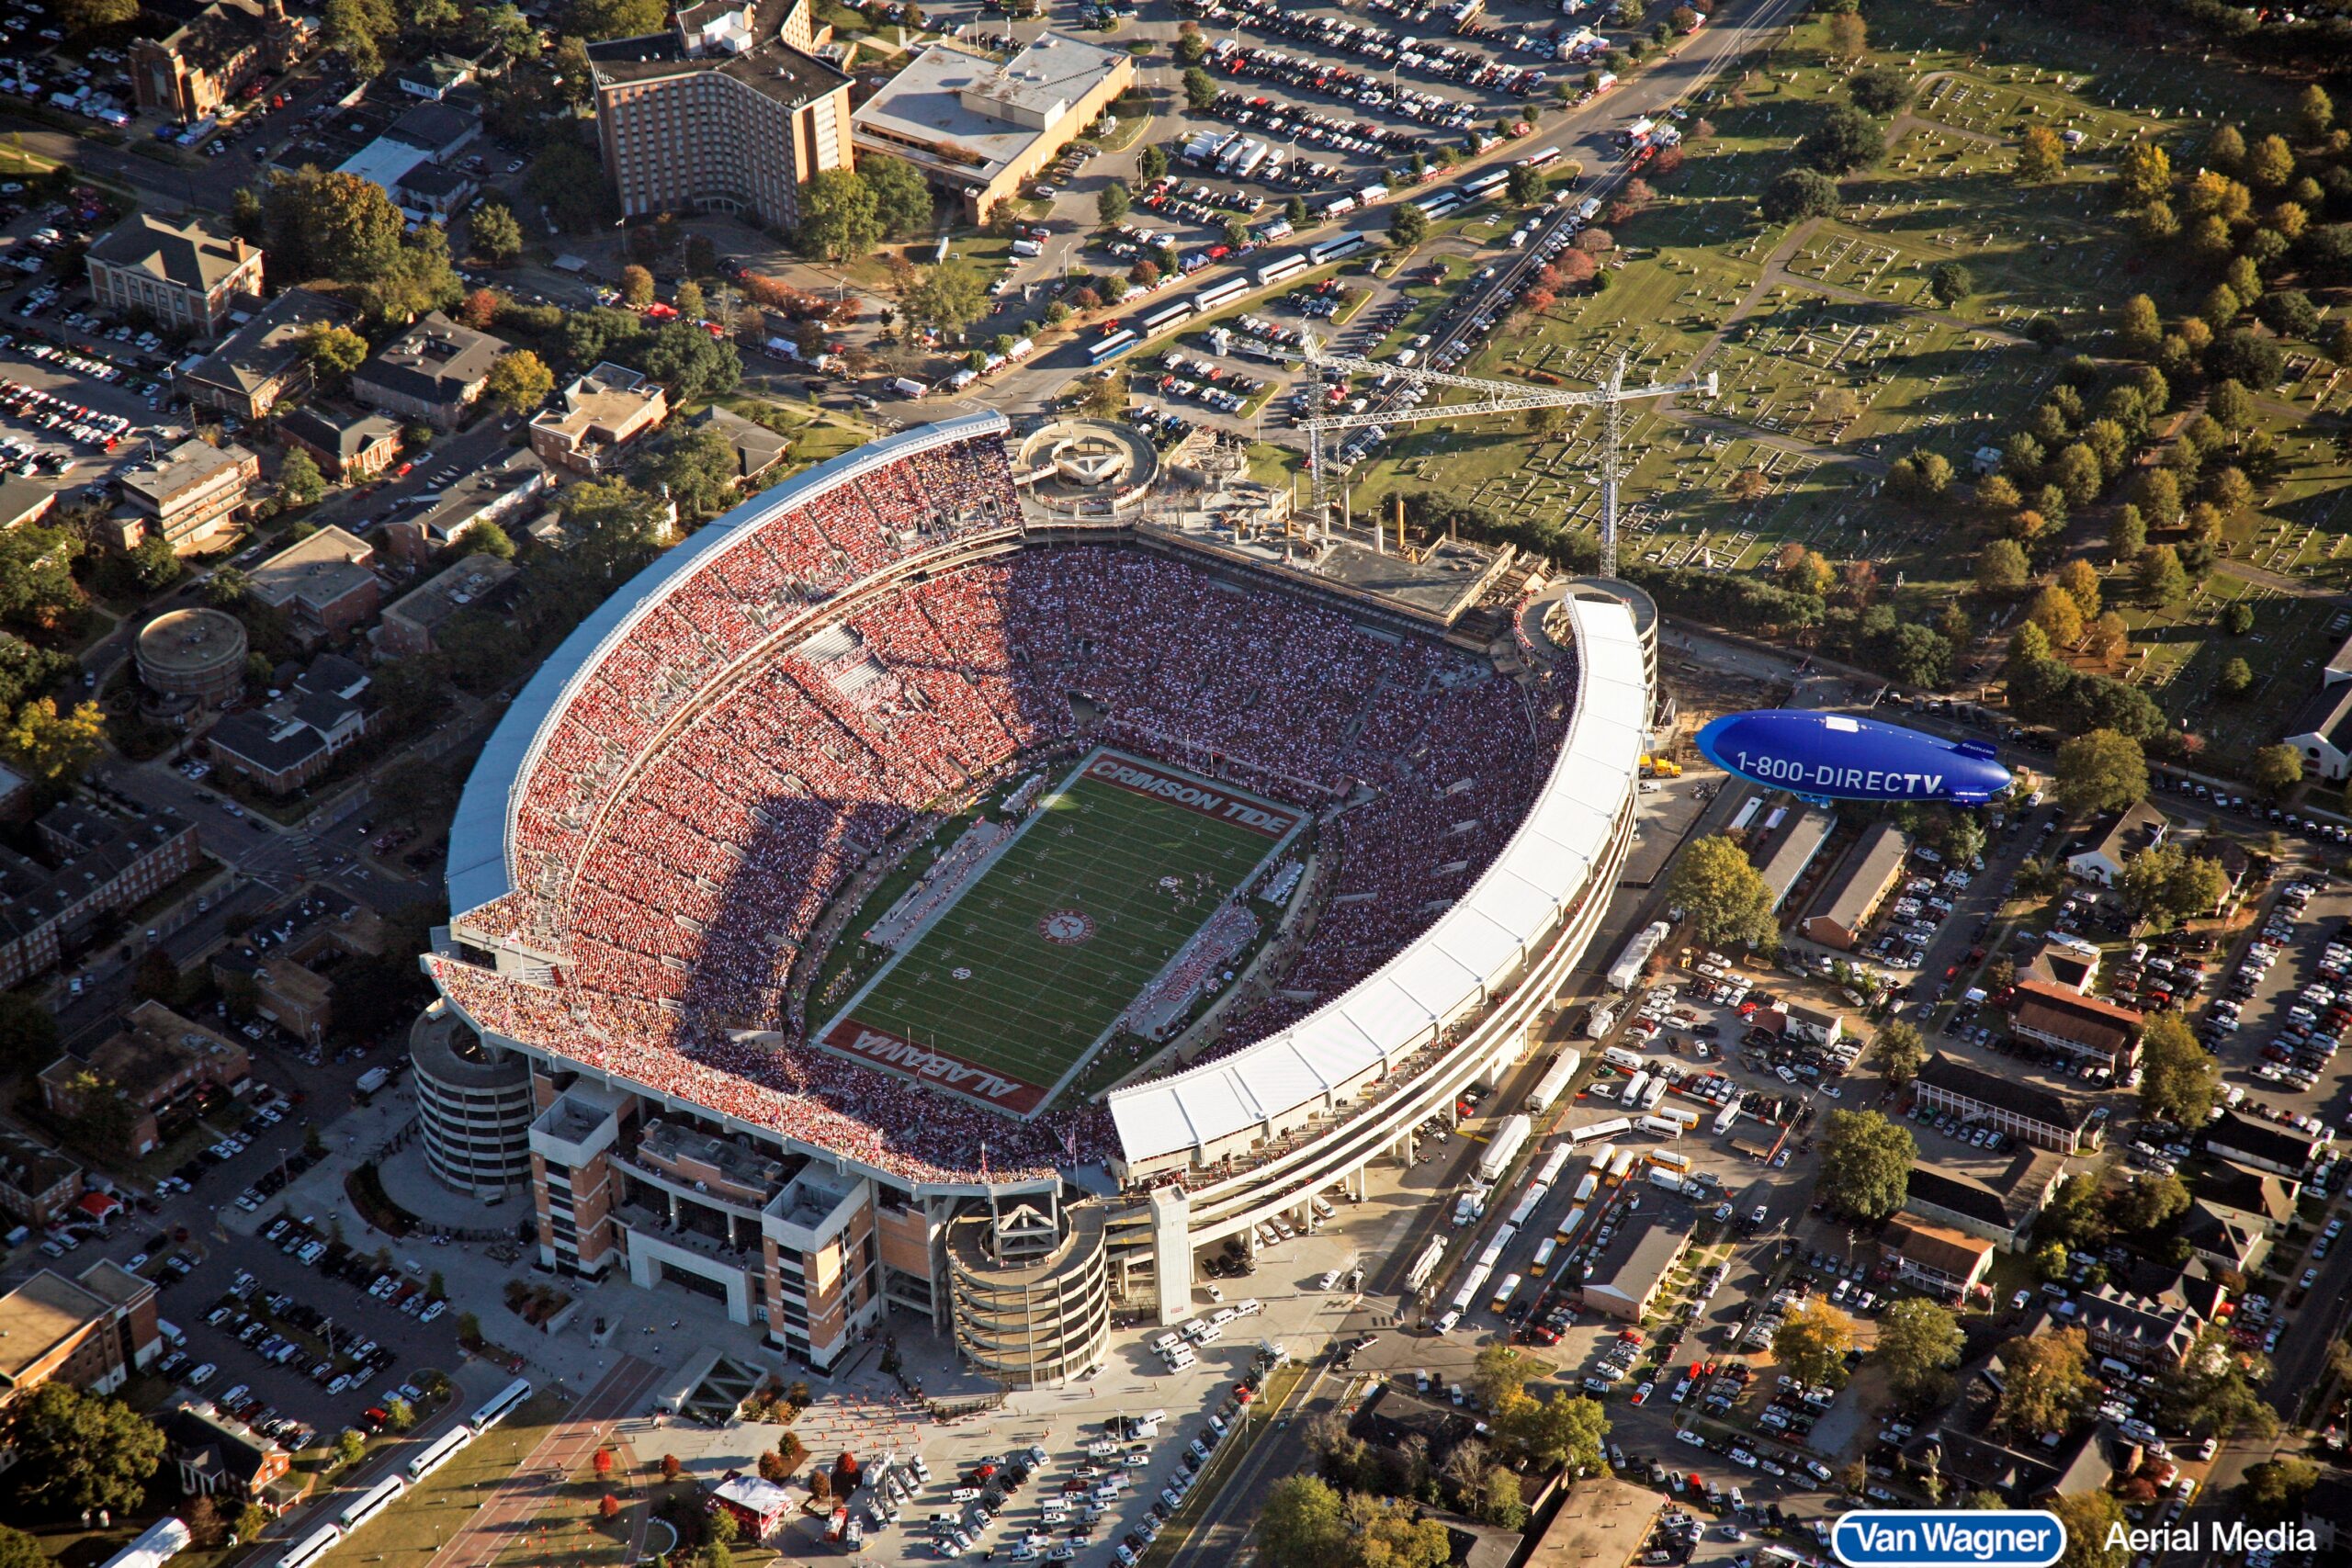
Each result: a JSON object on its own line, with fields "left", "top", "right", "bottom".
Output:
{"left": 1317, "top": 1269, "right": 1342, "bottom": 1291}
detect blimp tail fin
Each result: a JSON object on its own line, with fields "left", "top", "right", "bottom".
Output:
{"left": 1952, "top": 740, "right": 2000, "bottom": 761}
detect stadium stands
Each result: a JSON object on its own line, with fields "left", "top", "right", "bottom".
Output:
{"left": 435, "top": 418, "right": 1595, "bottom": 1189}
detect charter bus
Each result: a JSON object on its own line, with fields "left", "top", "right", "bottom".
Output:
{"left": 337, "top": 1476, "right": 406, "bottom": 1533}
{"left": 276, "top": 1525, "right": 342, "bottom": 1568}
{"left": 470, "top": 1378, "right": 533, "bottom": 1432}
{"left": 1087, "top": 330, "right": 1140, "bottom": 365}
{"left": 406, "top": 1423, "right": 474, "bottom": 1483}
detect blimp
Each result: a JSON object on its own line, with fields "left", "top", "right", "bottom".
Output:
{"left": 1695, "top": 710, "right": 2013, "bottom": 806}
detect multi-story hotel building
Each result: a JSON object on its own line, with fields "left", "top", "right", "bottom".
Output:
{"left": 589, "top": 0, "right": 853, "bottom": 232}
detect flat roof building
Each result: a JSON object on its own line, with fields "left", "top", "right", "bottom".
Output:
{"left": 377, "top": 553, "right": 520, "bottom": 658}
{"left": 0, "top": 1262, "right": 160, "bottom": 1412}
{"left": 135, "top": 605, "right": 247, "bottom": 705}
{"left": 245, "top": 524, "right": 380, "bottom": 642}
{"left": 118, "top": 438, "right": 260, "bottom": 553}
{"left": 852, "top": 33, "right": 1134, "bottom": 220}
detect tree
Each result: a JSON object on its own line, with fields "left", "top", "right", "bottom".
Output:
{"left": 1871, "top": 1019, "right": 1925, "bottom": 1086}
{"left": 1390, "top": 202, "right": 1429, "bottom": 251}
{"left": 1848, "top": 67, "right": 1913, "bottom": 118}
{"left": 1772, "top": 1301, "right": 1857, "bottom": 1389}
{"left": 2139, "top": 1012, "right": 2221, "bottom": 1126}
{"left": 618, "top": 265, "right": 654, "bottom": 308}
{"left": 323, "top": 0, "right": 392, "bottom": 75}
{"left": 0, "top": 1528, "right": 50, "bottom": 1568}
{"left": 384, "top": 1397, "right": 414, "bottom": 1433}
{"left": 5, "top": 697, "right": 103, "bottom": 791}
{"left": 1997, "top": 1328, "right": 2093, "bottom": 1437}
{"left": 1506, "top": 163, "right": 1551, "bottom": 209}
{"left": 599, "top": 1494, "right": 622, "bottom": 1520}
{"left": 1097, "top": 180, "right": 1131, "bottom": 225}
{"left": 3, "top": 1383, "right": 166, "bottom": 1517}
{"left": 1182, "top": 66, "right": 1218, "bottom": 112}
{"left": 472, "top": 202, "right": 523, "bottom": 265}
{"left": 2214, "top": 655, "right": 2254, "bottom": 697}
{"left": 2117, "top": 141, "right": 2173, "bottom": 209}
{"left": 1080, "top": 368, "right": 1128, "bottom": 420}
{"left": 903, "top": 262, "right": 989, "bottom": 341}
{"left": 334, "top": 1427, "right": 367, "bottom": 1467}
{"left": 2137, "top": 543, "right": 2189, "bottom": 606}
{"left": 2207, "top": 378, "right": 2256, "bottom": 434}
{"left": 2017, "top": 125, "right": 2066, "bottom": 183}
{"left": 1664, "top": 834, "right": 1777, "bottom": 951}
{"left": 2052, "top": 728, "right": 2147, "bottom": 817}
{"left": 797, "top": 169, "right": 881, "bottom": 263}
{"left": 1876, "top": 1299, "right": 1964, "bottom": 1403}
{"left": 1975, "top": 538, "right": 2030, "bottom": 593}
{"left": 59, "top": 0, "right": 138, "bottom": 29}
{"left": 862, "top": 153, "right": 933, "bottom": 239}
{"left": 1815, "top": 1109, "right": 1914, "bottom": 1219}
{"left": 2249, "top": 742, "right": 2301, "bottom": 799}
{"left": 1804, "top": 105, "right": 1885, "bottom": 175}
{"left": 1495, "top": 1390, "right": 1607, "bottom": 1474}
{"left": 1137, "top": 145, "right": 1168, "bottom": 183}
{"left": 1928, "top": 261, "right": 1972, "bottom": 305}
{"left": 1825, "top": 10, "right": 1865, "bottom": 60}
{"left": 2109, "top": 1171, "right": 2189, "bottom": 1234}
{"left": 264, "top": 167, "right": 407, "bottom": 284}
{"left": 2030, "top": 585, "right": 2085, "bottom": 649}
{"left": 1471, "top": 1344, "right": 1534, "bottom": 1411}
{"left": 2242, "top": 1457, "right": 2320, "bottom": 1521}
{"left": 2116, "top": 293, "right": 2163, "bottom": 358}
{"left": 2245, "top": 133, "right": 2294, "bottom": 189}
{"left": 637, "top": 425, "right": 742, "bottom": 522}
{"left": 2295, "top": 84, "right": 2335, "bottom": 142}
{"left": 1477, "top": 1465, "right": 1529, "bottom": 1529}
{"left": 1257, "top": 1474, "right": 1345, "bottom": 1568}
{"left": 485, "top": 349, "right": 555, "bottom": 415}
{"left": 2053, "top": 558, "right": 2102, "bottom": 621}
{"left": 454, "top": 521, "right": 516, "bottom": 561}
{"left": 568, "top": 0, "right": 665, "bottom": 39}
{"left": 0, "top": 989, "right": 56, "bottom": 1077}
{"left": 272, "top": 446, "right": 325, "bottom": 509}
{"left": 299, "top": 324, "right": 369, "bottom": 392}
{"left": 2047, "top": 1490, "right": 2127, "bottom": 1568}
{"left": 1761, "top": 167, "right": 1841, "bottom": 223}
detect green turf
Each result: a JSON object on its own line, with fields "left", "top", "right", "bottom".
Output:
{"left": 831, "top": 757, "right": 1285, "bottom": 1095}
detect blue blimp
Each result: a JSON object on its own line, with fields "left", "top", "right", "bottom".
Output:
{"left": 1696, "top": 710, "right": 2013, "bottom": 806}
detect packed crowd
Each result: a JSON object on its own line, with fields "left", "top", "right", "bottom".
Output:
{"left": 442, "top": 431, "right": 1581, "bottom": 1181}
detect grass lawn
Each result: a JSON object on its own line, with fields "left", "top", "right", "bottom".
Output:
{"left": 333, "top": 1393, "right": 571, "bottom": 1560}
{"left": 819, "top": 752, "right": 1293, "bottom": 1101}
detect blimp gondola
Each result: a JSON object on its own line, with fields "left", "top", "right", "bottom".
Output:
{"left": 1696, "top": 710, "right": 2012, "bottom": 806}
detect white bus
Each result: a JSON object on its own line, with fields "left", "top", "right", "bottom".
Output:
{"left": 405, "top": 1423, "right": 474, "bottom": 1483}
{"left": 1530, "top": 1144, "right": 1574, "bottom": 1193}
{"left": 1087, "top": 330, "right": 1139, "bottom": 365}
{"left": 470, "top": 1378, "right": 533, "bottom": 1432}
{"left": 1569, "top": 1117, "right": 1633, "bottom": 1145}
{"left": 276, "top": 1525, "right": 343, "bottom": 1568}
{"left": 1449, "top": 1263, "right": 1492, "bottom": 1314}
{"left": 1255, "top": 254, "right": 1308, "bottom": 287}
{"left": 1141, "top": 301, "right": 1194, "bottom": 333}
{"left": 337, "top": 1475, "right": 407, "bottom": 1533}
{"left": 1635, "top": 1115, "right": 1686, "bottom": 1140}
{"left": 1195, "top": 276, "right": 1250, "bottom": 310}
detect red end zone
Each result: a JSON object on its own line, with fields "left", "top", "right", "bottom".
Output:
{"left": 1082, "top": 754, "right": 1304, "bottom": 839}
{"left": 817, "top": 1017, "right": 1052, "bottom": 1115}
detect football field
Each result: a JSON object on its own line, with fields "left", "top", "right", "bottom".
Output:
{"left": 817, "top": 751, "right": 1300, "bottom": 1114}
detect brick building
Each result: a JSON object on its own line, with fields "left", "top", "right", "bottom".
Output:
{"left": 85, "top": 212, "right": 263, "bottom": 337}
{"left": 40, "top": 1001, "right": 253, "bottom": 1159}
{"left": 0, "top": 803, "right": 201, "bottom": 987}
{"left": 245, "top": 525, "right": 381, "bottom": 643}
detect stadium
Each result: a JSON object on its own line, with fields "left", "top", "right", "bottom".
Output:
{"left": 423, "top": 412, "right": 1650, "bottom": 1383}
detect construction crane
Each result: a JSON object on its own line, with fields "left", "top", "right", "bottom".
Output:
{"left": 1283, "top": 335, "right": 1716, "bottom": 578}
